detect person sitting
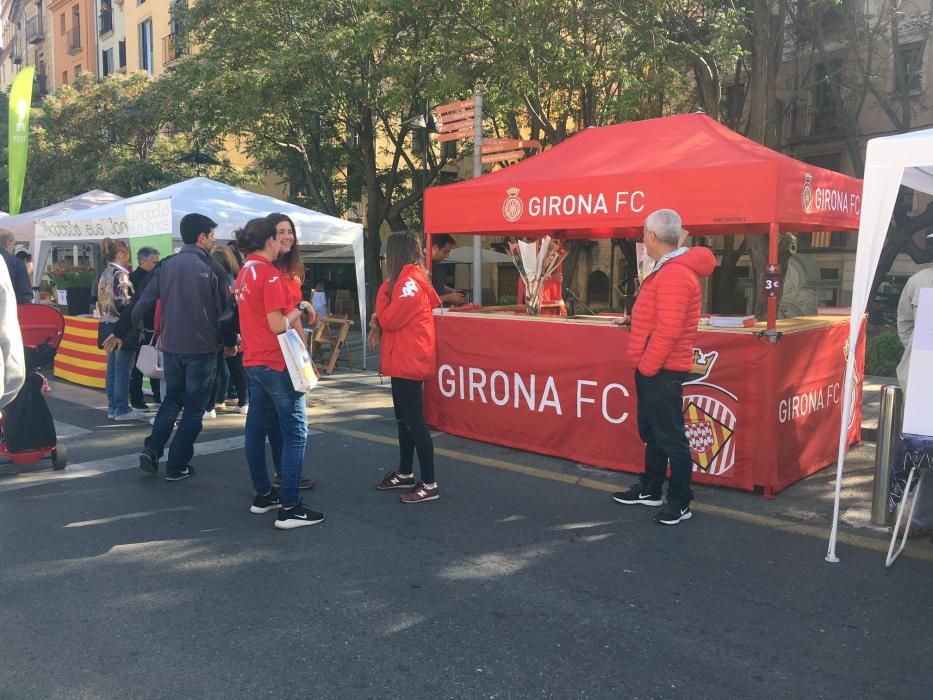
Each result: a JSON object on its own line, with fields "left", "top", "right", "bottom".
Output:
{"left": 429, "top": 234, "right": 465, "bottom": 306}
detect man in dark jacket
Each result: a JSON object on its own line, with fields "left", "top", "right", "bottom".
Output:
{"left": 131, "top": 214, "right": 236, "bottom": 481}
{"left": 128, "top": 247, "right": 161, "bottom": 408}
{"left": 0, "top": 231, "right": 33, "bottom": 304}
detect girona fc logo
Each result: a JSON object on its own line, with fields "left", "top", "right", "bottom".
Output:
{"left": 802, "top": 173, "right": 813, "bottom": 213}
{"left": 502, "top": 187, "right": 523, "bottom": 223}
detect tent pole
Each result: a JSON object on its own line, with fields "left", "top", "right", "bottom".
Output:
{"left": 472, "top": 90, "right": 483, "bottom": 304}
{"left": 425, "top": 233, "right": 432, "bottom": 273}
{"left": 767, "top": 222, "right": 779, "bottom": 331}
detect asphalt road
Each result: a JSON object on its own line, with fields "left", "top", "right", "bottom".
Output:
{"left": 1, "top": 376, "right": 931, "bottom": 699}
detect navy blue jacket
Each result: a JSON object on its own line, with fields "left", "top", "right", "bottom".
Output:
{"left": 0, "top": 248, "right": 33, "bottom": 304}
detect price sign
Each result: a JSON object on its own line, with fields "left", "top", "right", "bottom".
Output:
{"left": 764, "top": 264, "right": 782, "bottom": 298}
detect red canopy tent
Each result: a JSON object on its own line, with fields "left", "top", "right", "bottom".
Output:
{"left": 424, "top": 113, "right": 863, "bottom": 328}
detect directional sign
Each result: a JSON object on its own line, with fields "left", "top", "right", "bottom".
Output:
{"left": 480, "top": 149, "right": 526, "bottom": 164}
{"left": 437, "top": 128, "right": 476, "bottom": 143}
{"left": 436, "top": 108, "right": 475, "bottom": 126}
{"left": 437, "top": 116, "right": 475, "bottom": 134}
{"left": 482, "top": 138, "right": 541, "bottom": 151}
{"left": 434, "top": 98, "right": 475, "bottom": 114}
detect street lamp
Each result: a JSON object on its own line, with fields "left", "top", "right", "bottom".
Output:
{"left": 402, "top": 106, "right": 438, "bottom": 226}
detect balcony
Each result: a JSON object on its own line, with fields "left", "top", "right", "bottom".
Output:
{"left": 162, "top": 33, "right": 188, "bottom": 64}
{"left": 99, "top": 10, "right": 113, "bottom": 36}
{"left": 11, "top": 41, "right": 23, "bottom": 64}
{"left": 26, "top": 15, "right": 44, "bottom": 44}
{"left": 67, "top": 27, "right": 81, "bottom": 55}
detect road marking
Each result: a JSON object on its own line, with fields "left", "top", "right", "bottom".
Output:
{"left": 55, "top": 420, "right": 92, "bottom": 439}
{"left": 321, "top": 425, "right": 933, "bottom": 563}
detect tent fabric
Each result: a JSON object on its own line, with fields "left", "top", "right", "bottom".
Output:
{"left": 425, "top": 114, "right": 862, "bottom": 237}
{"left": 34, "top": 177, "right": 368, "bottom": 367}
{"left": 0, "top": 190, "right": 122, "bottom": 249}
{"left": 826, "top": 127, "right": 933, "bottom": 563}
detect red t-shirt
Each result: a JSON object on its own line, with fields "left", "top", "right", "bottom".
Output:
{"left": 236, "top": 255, "right": 290, "bottom": 370}
{"left": 281, "top": 274, "right": 302, "bottom": 308}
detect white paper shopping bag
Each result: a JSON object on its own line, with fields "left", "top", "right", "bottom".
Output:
{"left": 278, "top": 322, "right": 319, "bottom": 393}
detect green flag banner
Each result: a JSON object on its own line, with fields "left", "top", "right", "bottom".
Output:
{"left": 7, "top": 66, "right": 35, "bottom": 215}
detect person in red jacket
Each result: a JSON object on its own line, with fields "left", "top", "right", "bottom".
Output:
{"left": 612, "top": 209, "right": 716, "bottom": 525}
{"left": 373, "top": 231, "right": 443, "bottom": 503}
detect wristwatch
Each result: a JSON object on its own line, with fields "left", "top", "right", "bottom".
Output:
{"left": 296, "top": 301, "right": 310, "bottom": 312}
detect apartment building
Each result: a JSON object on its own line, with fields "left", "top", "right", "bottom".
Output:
{"left": 96, "top": 0, "right": 126, "bottom": 77}
{"left": 1, "top": 0, "right": 51, "bottom": 97}
{"left": 123, "top": 0, "right": 183, "bottom": 76}
{"left": 48, "top": 0, "right": 96, "bottom": 86}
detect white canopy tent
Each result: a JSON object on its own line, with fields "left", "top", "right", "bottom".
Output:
{"left": 0, "top": 190, "right": 122, "bottom": 249}
{"left": 827, "top": 128, "right": 933, "bottom": 562}
{"left": 35, "top": 177, "right": 368, "bottom": 367}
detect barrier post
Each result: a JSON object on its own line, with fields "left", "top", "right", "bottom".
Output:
{"left": 871, "top": 384, "right": 904, "bottom": 526}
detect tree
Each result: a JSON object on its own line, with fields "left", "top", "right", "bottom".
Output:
{"left": 22, "top": 72, "right": 254, "bottom": 211}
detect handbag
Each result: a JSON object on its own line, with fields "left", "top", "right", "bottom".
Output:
{"left": 136, "top": 334, "right": 164, "bottom": 379}
{"left": 277, "top": 319, "right": 319, "bottom": 393}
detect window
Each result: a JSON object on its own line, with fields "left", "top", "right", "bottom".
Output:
{"left": 62, "top": 70, "right": 68, "bottom": 85}
{"left": 139, "top": 19, "right": 153, "bottom": 73}
{"left": 75, "top": 64, "right": 81, "bottom": 75}
{"left": 101, "top": 48, "right": 113, "bottom": 76}
{"left": 812, "top": 60, "right": 842, "bottom": 134}
{"left": 898, "top": 42, "right": 924, "bottom": 94}
{"left": 59, "top": 13, "right": 65, "bottom": 34}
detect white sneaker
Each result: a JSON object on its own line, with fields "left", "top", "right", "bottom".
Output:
{"left": 203, "top": 409, "right": 217, "bottom": 419}
{"left": 113, "top": 408, "right": 146, "bottom": 421}
{"left": 238, "top": 404, "right": 249, "bottom": 415}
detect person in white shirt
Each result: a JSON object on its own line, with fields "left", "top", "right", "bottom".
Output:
{"left": 0, "top": 259, "right": 25, "bottom": 412}
{"left": 896, "top": 232, "right": 933, "bottom": 536}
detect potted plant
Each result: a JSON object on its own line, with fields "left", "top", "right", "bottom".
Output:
{"left": 48, "top": 266, "right": 97, "bottom": 316}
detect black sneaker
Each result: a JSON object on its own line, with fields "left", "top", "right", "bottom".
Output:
{"left": 275, "top": 502, "right": 325, "bottom": 530}
{"left": 654, "top": 503, "right": 693, "bottom": 525}
{"left": 612, "top": 484, "right": 662, "bottom": 507}
{"left": 139, "top": 448, "right": 158, "bottom": 474}
{"left": 250, "top": 489, "right": 281, "bottom": 514}
{"left": 165, "top": 465, "right": 194, "bottom": 482}
{"left": 131, "top": 401, "right": 149, "bottom": 410}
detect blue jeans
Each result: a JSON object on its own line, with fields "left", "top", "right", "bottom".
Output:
{"left": 145, "top": 351, "right": 217, "bottom": 472}
{"left": 245, "top": 366, "right": 307, "bottom": 507}
{"left": 106, "top": 348, "right": 135, "bottom": 416}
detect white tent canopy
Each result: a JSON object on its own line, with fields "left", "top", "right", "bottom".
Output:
{"left": 0, "top": 189, "right": 122, "bottom": 250}
{"left": 35, "top": 177, "right": 368, "bottom": 368}
{"left": 827, "top": 128, "right": 933, "bottom": 562}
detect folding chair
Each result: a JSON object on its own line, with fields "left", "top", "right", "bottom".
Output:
{"left": 885, "top": 433, "right": 933, "bottom": 567}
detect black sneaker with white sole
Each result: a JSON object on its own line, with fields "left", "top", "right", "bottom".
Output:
{"left": 654, "top": 503, "right": 692, "bottom": 525}
{"left": 165, "top": 465, "right": 193, "bottom": 482}
{"left": 139, "top": 448, "right": 158, "bottom": 474}
{"left": 275, "top": 502, "right": 325, "bottom": 530}
{"left": 612, "top": 484, "right": 662, "bottom": 507}
{"left": 250, "top": 489, "right": 281, "bottom": 514}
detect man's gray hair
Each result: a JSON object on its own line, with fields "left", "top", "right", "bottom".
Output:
{"left": 136, "top": 246, "right": 160, "bottom": 262}
{"left": 0, "top": 230, "right": 15, "bottom": 251}
{"left": 644, "top": 209, "right": 682, "bottom": 246}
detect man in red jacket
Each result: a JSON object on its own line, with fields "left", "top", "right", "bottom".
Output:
{"left": 613, "top": 209, "right": 716, "bottom": 525}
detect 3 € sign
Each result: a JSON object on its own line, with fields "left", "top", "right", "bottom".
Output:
{"left": 764, "top": 264, "right": 782, "bottom": 298}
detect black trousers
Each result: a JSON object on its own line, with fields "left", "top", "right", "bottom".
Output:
{"left": 391, "top": 377, "right": 435, "bottom": 484}
{"left": 226, "top": 352, "right": 248, "bottom": 407}
{"left": 635, "top": 369, "right": 693, "bottom": 506}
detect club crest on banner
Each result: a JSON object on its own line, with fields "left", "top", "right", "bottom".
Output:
{"left": 802, "top": 173, "right": 813, "bottom": 213}
{"left": 502, "top": 187, "right": 523, "bottom": 223}
{"left": 683, "top": 347, "right": 738, "bottom": 476}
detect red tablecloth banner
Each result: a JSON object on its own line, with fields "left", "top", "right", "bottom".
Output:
{"left": 424, "top": 315, "right": 864, "bottom": 495}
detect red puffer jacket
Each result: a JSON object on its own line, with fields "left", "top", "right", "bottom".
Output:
{"left": 626, "top": 247, "right": 717, "bottom": 376}
{"left": 376, "top": 264, "right": 442, "bottom": 381}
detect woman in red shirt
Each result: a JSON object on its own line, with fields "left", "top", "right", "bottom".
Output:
{"left": 373, "top": 232, "right": 442, "bottom": 503}
{"left": 235, "top": 217, "right": 323, "bottom": 530}
{"left": 266, "top": 213, "right": 315, "bottom": 490}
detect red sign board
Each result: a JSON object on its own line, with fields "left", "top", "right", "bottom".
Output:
{"left": 480, "top": 149, "right": 526, "bottom": 164}
{"left": 437, "top": 128, "right": 476, "bottom": 143}
{"left": 437, "top": 117, "right": 475, "bottom": 134}
{"left": 482, "top": 138, "right": 541, "bottom": 152}
{"left": 434, "top": 98, "right": 475, "bottom": 114}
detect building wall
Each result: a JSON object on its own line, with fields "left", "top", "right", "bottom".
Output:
{"left": 123, "top": 0, "right": 174, "bottom": 77}
{"left": 94, "top": 0, "right": 126, "bottom": 78}
{"left": 1, "top": 0, "right": 51, "bottom": 93}
{"left": 47, "top": 0, "right": 96, "bottom": 88}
